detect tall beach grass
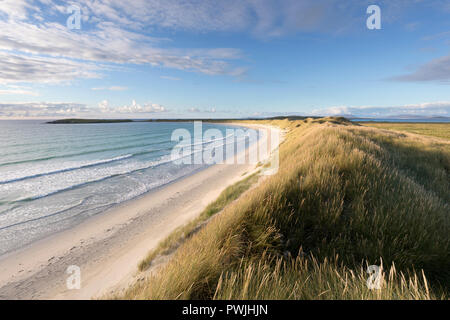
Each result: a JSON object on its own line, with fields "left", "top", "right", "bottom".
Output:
{"left": 118, "top": 118, "right": 449, "bottom": 300}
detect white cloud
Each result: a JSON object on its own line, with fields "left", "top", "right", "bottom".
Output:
{"left": 0, "top": 85, "right": 39, "bottom": 96}
{"left": 0, "top": 99, "right": 168, "bottom": 118}
{"left": 0, "top": 1, "right": 247, "bottom": 84}
{"left": 312, "top": 101, "right": 450, "bottom": 117}
{"left": 0, "top": 0, "right": 36, "bottom": 21}
{"left": 58, "top": 0, "right": 446, "bottom": 36}
{"left": 95, "top": 99, "right": 167, "bottom": 114}
{"left": 114, "top": 100, "right": 166, "bottom": 114}
{"left": 1, "top": 0, "right": 448, "bottom": 86}
{"left": 0, "top": 102, "right": 90, "bottom": 118}
{"left": 98, "top": 100, "right": 109, "bottom": 112}
{"left": 3, "top": 0, "right": 445, "bottom": 85}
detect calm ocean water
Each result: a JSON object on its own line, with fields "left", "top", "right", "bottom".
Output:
{"left": 0, "top": 120, "right": 242, "bottom": 255}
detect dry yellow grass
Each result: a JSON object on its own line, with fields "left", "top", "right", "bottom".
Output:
{"left": 360, "top": 122, "right": 450, "bottom": 140}
{"left": 116, "top": 118, "right": 449, "bottom": 300}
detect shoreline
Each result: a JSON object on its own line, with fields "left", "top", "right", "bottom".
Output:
{"left": 0, "top": 123, "right": 281, "bottom": 300}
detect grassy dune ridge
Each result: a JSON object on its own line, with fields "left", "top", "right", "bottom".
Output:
{"left": 119, "top": 118, "right": 449, "bottom": 300}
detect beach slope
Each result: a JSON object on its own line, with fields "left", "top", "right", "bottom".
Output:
{"left": 0, "top": 124, "right": 281, "bottom": 299}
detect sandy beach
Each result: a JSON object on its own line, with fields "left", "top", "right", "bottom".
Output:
{"left": 0, "top": 123, "right": 281, "bottom": 300}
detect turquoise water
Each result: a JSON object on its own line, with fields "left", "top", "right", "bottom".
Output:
{"left": 0, "top": 120, "right": 241, "bottom": 255}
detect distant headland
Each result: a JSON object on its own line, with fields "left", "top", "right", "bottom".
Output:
{"left": 47, "top": 119, "right": 134, "bottom": 124}
{"left": 46, "top": 116, "right": 316, "bottom": 124}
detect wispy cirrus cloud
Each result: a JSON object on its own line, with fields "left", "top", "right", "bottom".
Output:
{"left": 389, "top": 54, "right": 450, "bottom": 83}
{"left": 3, "top": 0, "right": 447, "bottom": 85}
{"left": 392, "top": 28, "right": 450, "bottom": 83}
{"left": 0, "top": 51, "right": 101, "bottom": 84}
{"left": 2, "top": 0, "right": 449, "bottom": 102}
{"left": 160, "top": 76, "right": 181, "bottom": 81}
{"left": 0, "top": 1, "right": 247, "bottom": 84}
{"left": 0, "top": 84, "right": 39, "bottom": 96}
{"left": 60, "top": 0, "right": 446, "bottom": 36}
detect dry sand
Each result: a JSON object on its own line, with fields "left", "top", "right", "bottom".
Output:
{"left": 0, "top": 123, "right": 281, "bottom": 300}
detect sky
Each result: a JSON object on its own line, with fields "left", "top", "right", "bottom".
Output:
{"left": 0, "top": 0, "right": 449, "bottom": 119}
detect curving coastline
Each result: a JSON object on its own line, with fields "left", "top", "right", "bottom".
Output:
{"left": 0, "top": 123, "right": 281, "bottom": 299}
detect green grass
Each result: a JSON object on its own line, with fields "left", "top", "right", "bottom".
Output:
{"left": 118, "top": 118, "right": 449, "bottom": 300}
{"left": 137, "top": 172, "right": 261, "bottom": 272}
{"left": 360, "top": 122, "right": 450, "bottom": 140}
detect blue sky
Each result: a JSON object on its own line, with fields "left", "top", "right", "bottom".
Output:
{"left": 0, "top": 0, "right": 449, "bottom": 119}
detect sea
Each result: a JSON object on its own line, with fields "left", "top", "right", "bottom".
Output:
{"left": 0, "top": 120, "right": 245, "bottom": 256}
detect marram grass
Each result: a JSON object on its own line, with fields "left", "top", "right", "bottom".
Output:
{"left": 116, "top": 118, "right": 449, "bottom": 300}
{"left": 213, "top": 254, "right": 437, "bottom": 300}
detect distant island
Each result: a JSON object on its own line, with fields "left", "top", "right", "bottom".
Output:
{"left": 47, "top": 119, "right": 134, "bottom": 124}
{"left": 46, "top": 116, "right": 316, "bottom": 124}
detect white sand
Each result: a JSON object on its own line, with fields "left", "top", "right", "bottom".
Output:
{"left": 0, "top": 123, "right": 281, "bottom": 300}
